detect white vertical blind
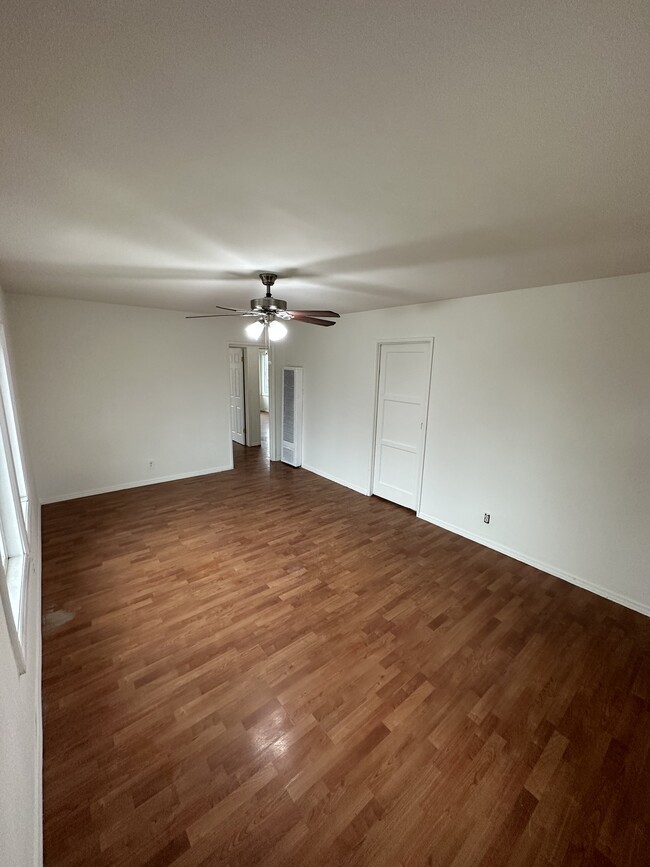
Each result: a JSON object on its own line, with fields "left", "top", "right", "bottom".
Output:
{"left": 0, "top": 326, "right": 30, "bottom": 673}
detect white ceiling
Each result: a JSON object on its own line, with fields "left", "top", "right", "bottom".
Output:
{"left": 1, "top": 0, "right": 648, "bottom": 315}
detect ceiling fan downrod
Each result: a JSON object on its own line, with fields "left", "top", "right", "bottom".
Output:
{"left": 258, "top": 272, "right": 277, "bottom": 295}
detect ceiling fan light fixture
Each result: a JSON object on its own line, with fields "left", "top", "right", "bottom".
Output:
{"left": 268, "top": 320, "right": 288, "bottom": 341}
{"left": 245, "top": 320, "right": 265, "bottom": 340}
{"left": 187, "top": 272, "right": 339, "bottom": 332}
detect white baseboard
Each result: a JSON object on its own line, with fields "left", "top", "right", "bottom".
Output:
{"left": 301, "top": 464, "right": 371, "bottom": 497}
{"left": 40, "top": 464, "right": 234, "bottom": 505}
{"left": 417, "top": 511, "right": 650, "bottom": 618}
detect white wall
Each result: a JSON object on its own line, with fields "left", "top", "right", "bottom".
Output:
{"left": 6, "top": 294, "right": 236, "bottom": 503}
{"left": 279, "top": 272, "right": 650, "bottom": 615}
{"left": 0, "top": 287, "right": 42, "bottom": 866}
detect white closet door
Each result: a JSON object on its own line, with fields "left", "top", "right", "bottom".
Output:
{"left": 229, "top": 347, "right": 246, "bottom": 445}
{"left": 372, "top": 341, "right": 432, "bottom": 510}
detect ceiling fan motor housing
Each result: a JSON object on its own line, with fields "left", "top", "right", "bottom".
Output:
{"left": 251, "top": 296, "right": 288, "bottom": 312}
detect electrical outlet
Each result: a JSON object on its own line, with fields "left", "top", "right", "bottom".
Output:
{"left": 484, "top": 513, "right": 490, "bottom": 524}
{"left": 148, "top": 460, "right": 154, "bottom": 469}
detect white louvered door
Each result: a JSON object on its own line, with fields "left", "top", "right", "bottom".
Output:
{"left": 281, "top": 367, "right": 303, "bottom": 466}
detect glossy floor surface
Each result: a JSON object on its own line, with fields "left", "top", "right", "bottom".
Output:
{"left": 42, "top": 434, "right": 650, "bottom": 866}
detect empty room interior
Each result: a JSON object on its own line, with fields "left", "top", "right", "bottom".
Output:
{"left": 1, "top": 2, "right": 649, "bottom": 866}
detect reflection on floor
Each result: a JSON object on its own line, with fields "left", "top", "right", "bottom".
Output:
{"left": 260, "top": 410, "right": 269, "bottom": 455}
{"left": 233, "top": 411, "right": 270, "bottom": 471}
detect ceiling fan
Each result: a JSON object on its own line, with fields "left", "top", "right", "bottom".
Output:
{"left": 186, "top": 272, "right": 340, "bottom": 341}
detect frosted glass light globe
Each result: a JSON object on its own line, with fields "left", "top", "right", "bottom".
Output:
{"left": 245, "top": 320, "right": 265, "bottom": 340}
{"left": 268, "top": 320, "right": 288, "bottom": 341}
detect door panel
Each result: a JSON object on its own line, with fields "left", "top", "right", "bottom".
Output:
{"left": 377, "top": 443, "right": 418, "bottom": 492}
{"left": 384, "top": 351, "right": 429, "bottom": 396}
{"left": 372, "top": 342, "right": 432, "bottom": 510}
{"left": 229, "top": 347, "right": 245, "bottom": 445}
{"left": 382, "top": 399, "right": 421, "bottom": 444}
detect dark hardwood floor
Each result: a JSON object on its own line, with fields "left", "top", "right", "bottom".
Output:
{"left": 42, "top": 439, "right": 650, "bottom": 866}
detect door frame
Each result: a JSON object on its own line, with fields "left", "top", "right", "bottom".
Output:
{"left": 228, "top": 342, "right": 278, "bottom": 460}
{"left": 228, "top": 345, "right": 247, "bottom": 446}
{"left": 368, "top": 337, "right": 434, "bottom": 512}
{"left": 259, "top": 348, "right": 270, "bottom": 413}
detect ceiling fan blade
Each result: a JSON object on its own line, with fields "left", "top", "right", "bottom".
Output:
{"left": 287, "top": 310, "right": 340, "bottom": 318}
{"left": 214, "top": 304, "right": 250, "bottom": 313}
{"left": 185, "top": 313, "right": 243, "bottom": 319}
{"left": 291, "top": 315, "right": 336, "bottom": 327}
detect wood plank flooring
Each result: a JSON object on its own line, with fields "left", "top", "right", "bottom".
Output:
{"left": 42, "top": 442, "right": 650, "bottom": 866}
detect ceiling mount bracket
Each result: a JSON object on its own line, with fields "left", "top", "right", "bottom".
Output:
{"left": 258, "top": 272, "right": 278, "bottom": 296}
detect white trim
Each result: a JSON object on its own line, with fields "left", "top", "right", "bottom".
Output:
{"left": 417, "top": 511, "right": 650, "bottom": 618}
{"left": 39, "top": 464, "right": 234, "bottom": 505}
{"left": 301, "top": 463, "right": 371, "bottom": 497}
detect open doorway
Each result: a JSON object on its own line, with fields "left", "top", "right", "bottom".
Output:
{"left": 259, "top": 349, "right": 269, "bottom": 454}
{"left": 228, "top": 347, "right": 246, "bottom": 445}
{"left": 228, "top": 344, "right": 275, "bottom": 466}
